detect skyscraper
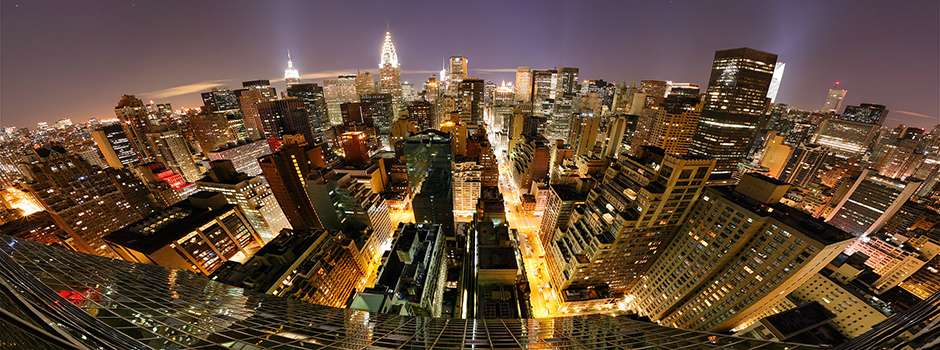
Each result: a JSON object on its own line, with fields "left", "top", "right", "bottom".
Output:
{"left": 690, "top": 48, "right": 777, "bottom": 178}
{"left": 634, "top": 174, "right": 854, "bottom": 332}
{"left": 404, "top": 130, "right": 454, "bottom": 236}
{"left": 378, "top": 31, "right": 403, "bottom": 105}
{"left": 113, "top": 94, "right": 163, "bottom": 163}
{"left": 825, "top": 169, "right": 921, "bottom": 236}
{"left": 256, "top": 98, "right": 315, "bottom": 143}
{"left": 145, "top": 128, "right": 201, "bottom": 183}
{"left": 822, "top": 85, "right": 847, "bottom": 113}
{"left": 448, "top": 56, "right": 468, "bottom": 95}
{"left": 104, "top": 191, "right": 264, "bottom": 275}
{"left": 546, "top": 147, "right": 715, "bottom": 301}
{"left": 196, "top": 160, "right": 290, "bottom": 241}
{"left": 355, "top": 71, "right": 376, "bottom": 95}
{"left": 91, "top": 123, "right": 139, "bottom": 168}
{"left": 780, "top": 143, "right": 830, "bottom": 187}
{"left": 284, "top": 50, "right": 301, "bottom": 87}
{"left": 457, "top": 78, "right": 484, "bottom": 125}
{"left": 323, "top": 75, "right": 359, "bottom": 126}
{"left": 841, "top": 103, "right": 889, "bottom": 125}
{"left": 236, "top": 80, "right": 279, "bottom": 140}
{"left": 18, "top": 146, "right": 145, "bottom": 258}
{"left": 555, "top": 67, "right": 580, "bottom": 95}
{"left": 259, "top": 142, "right": 324, "bottom": 230}
{"left": 648, "top": 95, "right": 704, "bottom": 155}
{"left": 514, "top": 66, "right": 532, "bottom": 102}
{"left": 765, "top": 62, "right": 785, "bottom": 103}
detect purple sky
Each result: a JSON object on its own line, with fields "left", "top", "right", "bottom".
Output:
{"left": 2, "top": 0, "right": 938, "bottom": 129}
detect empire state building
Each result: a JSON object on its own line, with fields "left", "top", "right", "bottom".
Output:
{"left": 284, "top": 50, "right": 301, "bottom": 87}
{"left": 379, "top": 30, "right": 403, "bottom": 105}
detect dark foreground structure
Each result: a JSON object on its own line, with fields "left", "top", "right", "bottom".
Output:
{"left": 0, "top": 235, "right": 928, "bottom": 349}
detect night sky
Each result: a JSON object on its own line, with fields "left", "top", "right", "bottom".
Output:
{"left": 2, "top": 0, "right": 938, "bottom": 129}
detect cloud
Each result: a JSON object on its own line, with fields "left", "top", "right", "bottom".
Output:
{"left": 141, "top": 79, "right": 232, "bottom": 98}
{"left": 472, "top": 68, "right": 518, "bottom": 73}
{"left": 402, "top": 70, "right": 439, "bottom": 75}
{"left": 894, "top": 110, "right": 937, "bottom": 120}
{"left": 141, "top": 79, "right": 232, "bottom": 99}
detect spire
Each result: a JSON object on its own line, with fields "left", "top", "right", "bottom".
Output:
{"left": 284, "top": 50, "right": 300, "bottom": 84}
{"left": 379, "top": 29, "right": 398, "bottom": 68}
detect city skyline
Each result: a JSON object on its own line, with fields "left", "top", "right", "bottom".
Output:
{"left": 2, "top": 0, "right": 938, "bottom": 129}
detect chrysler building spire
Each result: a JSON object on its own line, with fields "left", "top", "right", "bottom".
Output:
{"left": 380, "top": 31, "right": 399, "bottom": 68}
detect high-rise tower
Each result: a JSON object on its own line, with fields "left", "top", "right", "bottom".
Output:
{"left": 822, "top": 83, "right": 846, "bottom": 113}
{"left": 284, "top": 50, "right": 301, "bottom": 87}
{"left": 379, "top": 30, "right": 403, "bottom": 106}
{"left": 689, "top": 48, "right": 777, "bottom": 179}
{"left": 766, "top": 62, "right": 785, "bottom": 103}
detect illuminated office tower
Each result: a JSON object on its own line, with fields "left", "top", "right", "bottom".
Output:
{"left": 509, "top": 134, "right": 551, "bottom": 194}
{"left": 186, "top": 109, "right": 234, "bottom": 154}
{"left": 379, "top": 31, "right": 403, "bottom": 104}
{"left": 407, "top": 100, "right": 434, "bottom": 131}
{"left": 259, "top": 142, "right": 325, "bottom": 230}
{"left": 323, "top": 74, "right": 359, "bottom": 126}
{"left": 212, "top": 228, "right": 368, "bottom": 308}
{"left": 531, "top": 69, "right": 556, "bottom": 107}
{"left": 146, "top": 128, "right": 200, "bottom": 183}
{"left": 569, "top": 114, "right": 601, "bottom": 157}
{"left": 634, "top": 174, "right": 854, "bottom": 332}
{"left": 648, "top": 95, "right": 703, "bottom": 155}
{"left": 401, "top": 81, "right": 417, "bottom": 102}
{"left": 340, "top": 102, "right": 374, "bottom": 127}
{"left": 788, "top": 273, "right": 891, "bottom": 338}
{"left": 340, "top": 131, "right": 370, "bottom": 163}
{"left": 494, "top": 81, "right": 514, "bottom": 106}
{"left": 305, "top": 170, "right": 393, "bottom": 265}
{"left": 0, "top": 210, "right": 78, "bottom": 249}
{"left": 756, "top": 131, "right": 793, "bottom": 179}
{"left": 286, "top": 83, "right": 330, "bottom": 143}
{"left": 841, "top": 103, "right": 888, "bottom": 125}
{"left": 18, "top": 146, "right": 144, "bottom": 258}
{"left": 765, "top": 62, "right": 785, "bottom": 103}
{"left": 391, "top": 116, "right": 418, "bottom": 146}
{"left": 447, "top": 56, "right": 468, "bottom": 95}
{"left": 458, "top": 78, "right": 484, "bottom": 125}
{"left": 422, "top": 75, "right": 440, "bottom": 104}
{"left": 0, "top": 234, "right": 849, "bottom": 349}
{"left": 284, "top": 50, "right": 301, "bottom": 87}
{"left": 113, "top": 94, "right": 162, "bottom": 163}
{"left": 91, "top": 124, "right": 140, "bottom": 168}
{"left": 256, "top": 98, "right": 315, "bottom": 143}
{"left": 810, "top": 118, "right": 880, "bottom": 159}
{"left": 452, "top": 158, "right": 482, "bottom": 219}
{"left": 603, "top": 114, "right": 634, "bottom": 158}
{"left": 780, "top": 143, "right": 830, "bottom": 187}
{"left": 206, "top": 139, "right": 272, "bottom": 176}
{"left": 514, "top": 67, "right": 532, "bottom": 102}
{"left": 822, "top": 85, "right": 847, "bottom": 113}
{"left": 404, "top": 130, "right": 454, "bottom": 236}
{"left": 825, "top": 169, "right": 921, "bottom": 236}
{"left": 104, "top": 191, "right": 263, "bottom": 275}
{"left": 201, "top": 87, "right": 247, "bottom": 141}
{"left": 236, "top": 80, "right": 278, "bottom": 140}
{"left": 689, "top": 48, "right": 777, "bottom": 178}
{"left": 639, "top": 80, "right": 668, "bottom": 99}
{"left": 555, "top": 67, "right": 580, "bottom": 95}
{"left": 355, "top": 71, "right": 376, "bottom": 95}
{"left": 196, "top": 160, "right": 290, "bottom": 241}
{"left": 546, "top": 147, "right": 715, "bottom": 301}
{"left": 360, "top": 93, "right": 393, "bottom": 143}
{"left": 538, "top": 185, "right": 587, "bottom": 250}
